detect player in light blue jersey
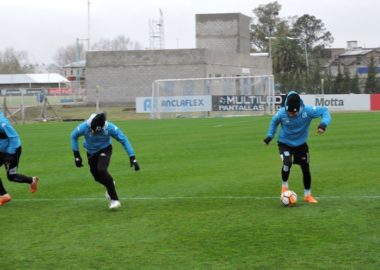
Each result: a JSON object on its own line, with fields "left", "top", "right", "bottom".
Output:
{"left": 0, "top": 112, "right": 39, "bottom": 207}
{"left": 70, "top": 113, "right": 140, "bottom": 209}
{"left": 264, "top": 91, "right": 331, "bottom": 203}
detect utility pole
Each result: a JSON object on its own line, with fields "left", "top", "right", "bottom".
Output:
{"left": 87, "top": 0, "right": 91, "bottom": 50}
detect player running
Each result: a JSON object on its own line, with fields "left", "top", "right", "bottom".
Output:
{"left": 70, "top": 112, "right": 140, "bottom": 209}
{"left": 263, "top": 91, "right": 331, "bottom": 203}
{"left": 0, "top": 112, "right": 38, "bottom": 207}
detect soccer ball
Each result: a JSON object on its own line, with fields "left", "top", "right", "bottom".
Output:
{"left": 281, "top": 190, "right": 297, "bottom": 207}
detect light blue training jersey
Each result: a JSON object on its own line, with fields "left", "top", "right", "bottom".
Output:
{"left": 70, "top": 119, "right": 135, "bottom": 156}
{"left": 266, "top": 92, "right": 331, "bottom": 147}
{"left": 0, "top": 112, "right": 21, "bottom": 154}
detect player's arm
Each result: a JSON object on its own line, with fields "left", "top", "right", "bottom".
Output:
{"left": 264, "top": 112, "right": 281, "bottom": 145}
{"left": 2, "top": 122, "right": 20, "bottom": 154}
{"left": 110, "top": 124, "right": 140, "bottom": 171}
{"left": 70, "top": 124, "right": 85, "bottom": 167}
{"left": 70, "top": 124, "right": 85, "bottom": 151}
{"left": 309, "top": 106, "right": 331, "bottom": 134}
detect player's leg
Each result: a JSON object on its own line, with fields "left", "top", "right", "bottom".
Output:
{"left": 279, "top": 143, "right": 293, "bottom": 193}
{"left": 0, "top": 157, "right": 11, "bottom": 206}
{"left": 0, "top": 158, "right": 6, "bottom": 194}
{"left": 0, "top": 178, "right": 12, "bottom": 206}
{"left": 5, "top": 147, "right": 38, "bottom": 193}
{"left": 88, "top": 146, "right": 119, "bottom": 206}
{"left": 0, "top": 179, "right": 6, "bottom": 195}
{"left": 294, "top": 144, "right": 317, "bottom": 203}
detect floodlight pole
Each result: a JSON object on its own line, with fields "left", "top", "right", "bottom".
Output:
{"left": 321, "top": 78, "right": 325, "bottom": 95}
{"left": 304, "top": 41, "right": 309, "bottom": 75}
{"left": 265, "top": 36, "right": 276, "bottom": 63}
{"left": 264, "top": 11, "right": 279, "bottom": 61}
{"left": 95, "top": 85, "right": 100, "bottom": 113}
{"left": 87, "top": 0, "right": 91, "bottom": 50}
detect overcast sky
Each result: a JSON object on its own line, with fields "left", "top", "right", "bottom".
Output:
{"left": 1, "top": 0, "right": 379, "bottom": 64}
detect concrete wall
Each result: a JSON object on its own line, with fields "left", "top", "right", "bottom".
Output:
{"left": 196, "top": 13, "right": 251, "bottom": 54}
{"left": 203, "top": 50, "right": 271, "bottom": 77}
{"left": 86, "top": 48, "right": 271, "bottom": 105}
{"left": 86, "top": 49, "right": 207, "bottom": 105}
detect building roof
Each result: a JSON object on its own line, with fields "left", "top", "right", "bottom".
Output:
{"left": 0, "top": 73, "right": 69, "bottom": 85}
{"left": 340, "top": 49, "right": 372, "bottom": 57}
{"left": 63, "top": 60, "right": 86, "bottom": 68}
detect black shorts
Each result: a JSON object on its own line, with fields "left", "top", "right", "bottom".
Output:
{"left": 0, "top": 146, "right": 22, "bottom": 172}
{"left": 87, "top": 145, "right": 112, "bottom": 171}
{"left": 278, "top": 142, "right": 309, "bottom": 165}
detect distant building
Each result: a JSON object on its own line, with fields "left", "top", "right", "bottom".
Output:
{"left": 62, "top": 60, "right": 86, "bottom": 88}
{"left": 0, "top": 73, "right": 70, "bottom": 90}
{"left": 323, "top": 41, "right": 380, "bottom": 90}
{"left": 85, "top": 13, "right": 272, "bottom": 105}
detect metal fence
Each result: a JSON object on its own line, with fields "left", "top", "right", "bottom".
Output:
{"left": 0, "top": 87, "right": 86, "bottom": 122}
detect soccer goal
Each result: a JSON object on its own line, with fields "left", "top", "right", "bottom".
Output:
{"left": 150, "top": 75, "right": 276, "bottom": 119}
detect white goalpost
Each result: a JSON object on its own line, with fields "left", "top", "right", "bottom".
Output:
{"left": 150, "top": 75, "right": 276, "bottom": 119}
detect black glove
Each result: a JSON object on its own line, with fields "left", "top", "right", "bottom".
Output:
{"left": 129, "top": 156, "right": 140, "bottom": 171}
{"left": 73, "top": 151, "right": 83, "bottom": 167}
{"left": 318, "top": 124, "right": 326, "bottom": 131}
{"left": 263, "top": 136, "right": 272, "bottom": 145}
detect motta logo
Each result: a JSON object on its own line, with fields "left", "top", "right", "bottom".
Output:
{"left": 315, "top": 97, "right": 344, "bottom": 106}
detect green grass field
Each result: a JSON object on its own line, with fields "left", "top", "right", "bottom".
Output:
{"left": 1, "top": 112, "right": 379, "bottom": 269}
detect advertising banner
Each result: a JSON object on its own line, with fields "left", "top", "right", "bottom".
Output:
{"left": 300, "top": 94, "right": 370, "bottom": 111}
{"left": 137, "top": 94, "right": 379, "bottom": 113}
{"left": 136, "top": 96, "right": 212, "bottom": 113}
{"left": 212, "top": 95, "right": 284, "bottom": 111}
{"left": 370, "top": 94, "right": 380, "bottom": 111}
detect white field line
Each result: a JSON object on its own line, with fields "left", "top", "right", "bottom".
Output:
{"left": 13, "top": 195, "right": 380, "bottom": 202}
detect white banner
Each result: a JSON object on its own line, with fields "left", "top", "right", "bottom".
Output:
{"left": 300, "top": 94, "right": 370, "bottom": 111}
{"left": 136, "top": 96, "right": 212, "bottom": 113}
{"left": 137, "top": 94, "right": 372, "bottom": 113}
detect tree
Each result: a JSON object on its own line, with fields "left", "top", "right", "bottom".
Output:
{"left": 365, "top": 56, "right": 378, "bottom": 93}
{"left": 307, "top": 56, "right": 323, "bottom": 94}
{"left": 272, "top": 38, "right": 302, "bottom": 74}
{"left": 350, "top": 73, "right": 360, "bottom": 93}
{"left": 250, "top": 1, "right": 290, "bottom": 52}
{"left": 321, "top": 73, "right": 334, "bottom": 94}
{"left": 333, "top": 65, "right": 344, "bottom": 94}
{"left": 54, "top": 42, "right": 85, "bottom": 67}
{"left": 91, "top": 35, "right": 143, "bottom": 51}
{"left": 54, "top": 35, "right": 143, "bottom": 67}
{"left": 0, "top": 48, "right": 33, "bottom": 74}
{"left": 342, "top": 67, "right": 351, "bottom": 93}
{"left": 290, "top": 14, "right": 334, "bottom": 54}
{"left": 250, "top": 2, "right": 334, "bottom": 93}
{"left": 289, "top": 14, "right": 334, "bottom": 92}
{"left": 271, "top": 37, "right": 304, "bottom": 92}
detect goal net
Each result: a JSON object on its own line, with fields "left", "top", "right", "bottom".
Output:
{"left": 151, "top": 75, "right": 275, "bottom": 119}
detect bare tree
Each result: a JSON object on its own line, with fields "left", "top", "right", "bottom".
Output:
{"left": 91, "top": 35, "right": 143, "bottom": 51}
{"left": 54, "top": 43, "right": 85, "bottom": 67}
{"left": 54, "top": 35, "right": 142, "bottom": 67}
{"left": 0, "top": 48, "right": 32, "bottom": 74}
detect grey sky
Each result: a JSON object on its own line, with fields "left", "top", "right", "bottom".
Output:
{"left": 1, "top": 0, "right": 379, "bottom": 64}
